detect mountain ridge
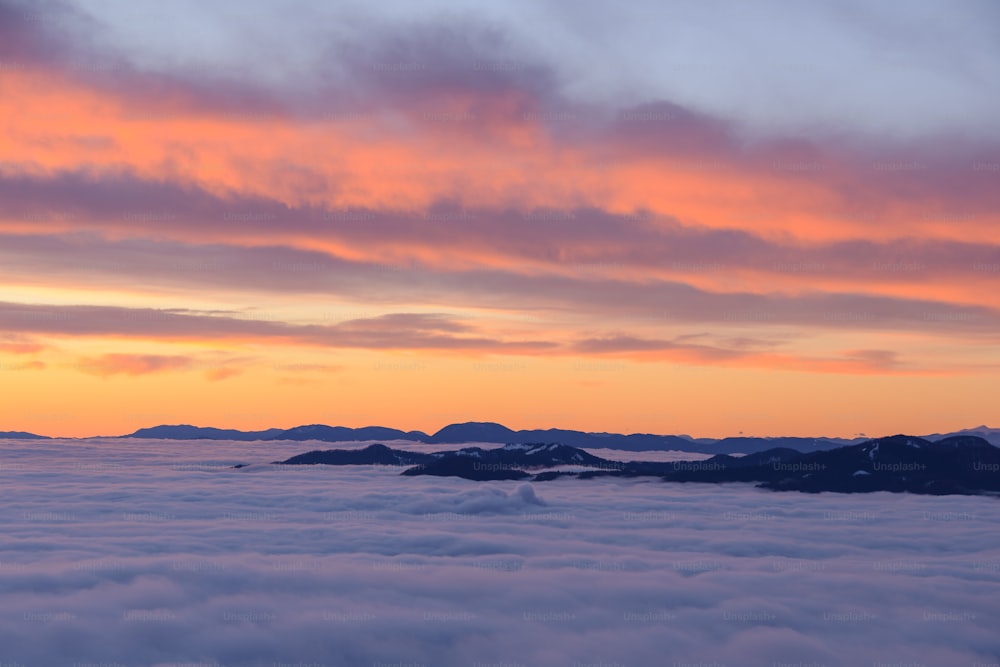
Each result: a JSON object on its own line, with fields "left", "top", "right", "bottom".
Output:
{"left": 266, "top": 435, "right": 1000, "bottom": 496}
{"left": 110, "top": 420, "right": 869, "bottom": 454}
{"left": 0, "top": 430, "right": 51, "bottom": 440}
{"left": 3, "top": 421, "right": 998, "bottom": 454}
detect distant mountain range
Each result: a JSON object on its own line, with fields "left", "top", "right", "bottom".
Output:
{"left": 126, "top": 423, "right": 430, "bottom": 443}
{"left": 120, "top": 421, "right": 865, "bottom": 454}
{"left": 0, "top": 431, "right": 51, "bottom": 440}
{"left": 2, "top": 421, "right": 999, "bottom": 454}
{"left": 274, "top": 442, "right": 610, "bottom": 480}
{"left": 270, "top": 435, "right": 1000, "bottom": 495}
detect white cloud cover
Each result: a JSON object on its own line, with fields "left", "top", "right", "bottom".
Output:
{"left": 1, "top": 437, "right": 999, "bottom": 666}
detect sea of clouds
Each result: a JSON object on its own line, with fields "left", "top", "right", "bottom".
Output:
{"left": 1, "top": 437, "right": 998, "bottom": 667}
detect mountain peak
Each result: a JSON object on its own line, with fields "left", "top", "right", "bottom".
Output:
{"left": 428, "top": 422, "right": 517, "bottom": 443}
{"left": 0, "top": 430, "right": 50, "bottom": 440}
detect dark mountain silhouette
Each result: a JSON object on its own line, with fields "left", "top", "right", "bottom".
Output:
{"left": 399, "top": 442, "right": 609, "bottom": 480}
{"left": 702, "top": 436, "right": 847, "bottom": 455}
{"left": 920, "top": 426, "right": 1000, "bottom": 446}
{"left": 466, "top": 442, "right": 610, "bottom": 467}
{"left": 126, "top": 425, "right": 285, "bottom": 440}
{"left": 263, "top": 435, "right": 1000, "bottom": 495}
{"left": 928, "top": 434, "right": 998, "bottom": 449}
{"left": 275, "top": 442, "right": 610, "bottom": 479}
{"left": 276, "top": 443, "right": 433, "bottom": 467}
{"left": 124, "top": 423, "right": 428, "bottom": 443}
{"left": 425, "top": 422, "right": 832, "bottom": 453}
{"left": 117, "top": 420, "right": 867, "bottom": 454}
{"left": 275, "top": 424, "right": 429, "bottom": 442}
{"left": 3, "top": 420, "right": 977, "bottom": 457}
{"left": 748, "top": 434, "right": 1000, "bottom": 494}
{"left": 427, "top": 422, "right": 518, "bottom": 443}
{"left": 0, "top": 430, "right": 49, "bottom": 439}
{"left": 543, "top": 435, "right": 1000, "bottom": 495}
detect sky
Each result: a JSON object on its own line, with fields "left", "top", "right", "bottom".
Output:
{"left": 1, "top": 0, "right": 999, "bottom": 438}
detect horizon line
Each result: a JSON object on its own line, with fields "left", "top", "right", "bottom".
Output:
{"left": 3, "top": 420, "right": 995, "bottom": 442}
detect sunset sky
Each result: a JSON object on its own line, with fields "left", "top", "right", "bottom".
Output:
{"left": 1, "top": 0, "right": 999, "bottom": 438}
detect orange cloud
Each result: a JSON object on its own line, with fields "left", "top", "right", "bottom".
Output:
{"left": 3, "top": 49, "right": 999, "bottom": 439}
{"left": 0, "top": 334, "right": 45, "bottom": 354}
{"left": 75, "top": 354, "right": 193, "bottom": 377}
{"left": 4, "top": 66, "right": 997, "bottom": 254}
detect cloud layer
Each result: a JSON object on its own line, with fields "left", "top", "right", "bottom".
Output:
{"left": 1, "top": 437, "right": 999, "bottom": 666}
